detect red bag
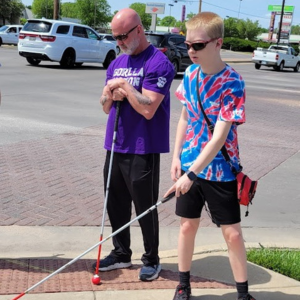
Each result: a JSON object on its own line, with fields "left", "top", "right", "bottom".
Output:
{"left": 236, "top": 172, "right": 258, "bottom": 207}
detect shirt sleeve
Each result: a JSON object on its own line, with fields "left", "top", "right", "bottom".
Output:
{"left": 218, "top": 79, "right": 246, "bottom": 125}
{"left": 143, "top": 59, "right": 175, "bottom": 95}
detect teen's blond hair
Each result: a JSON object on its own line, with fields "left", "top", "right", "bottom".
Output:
{"left": 186, "top": 12, "right": 224, "bottom": 39}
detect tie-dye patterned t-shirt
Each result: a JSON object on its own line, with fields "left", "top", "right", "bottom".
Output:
{"left": 175, "top": 64, "right": 246, "bottom": 182}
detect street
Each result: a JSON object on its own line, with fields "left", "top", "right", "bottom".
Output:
{"left": 0, "top": 46, "right": 299, "bottom": 227}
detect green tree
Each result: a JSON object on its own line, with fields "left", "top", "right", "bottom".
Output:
{"left": 32, "top": 0, "right": 54, "bottom": 19}
{"left": 237, "top": 19, "right": 261, "bottom": 40}
{"left": 0, "top": 0, "right": 24, "bottom": 24}
{"left": 224, "top": 17, "right": 262, "bottom": 40}
{"left": 76, "top": 0, "right": 111, "bottom": 28}
{"left": 291, "top": 25, "right": 300, "bottom": 35}
{"left": 174, "top": 20, "right": 186, "bottom": 34}
{"left": 160, "top": 16, "right": 176, "bottom": 27}
{"left": 0, "top": 0, "right": 12, "bottom": 25}
{"left": 224, "top": 17, "right": 239, "bottom": 38}
{"left": 186, "top": 12, "right": 196, "bottom": 20}
{"left": 61, "top": 2, "right": 78, "bottom": 19}
{"left": 10, "top": 0, "right": 24, "bottom": 23}
{"left": 129, "top": 3, "right": 151, "bottom": 30}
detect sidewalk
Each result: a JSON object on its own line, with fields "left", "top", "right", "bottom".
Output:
{"left": 0, "top": 226, "right": 300, "bottom": 300}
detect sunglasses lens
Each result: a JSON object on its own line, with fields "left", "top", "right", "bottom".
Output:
{"left": 114, "top": 34, "right": 127, "bottom": 41}
{"left": 185, "top": 42, "right": 206, "bottom": 51}
{"left": 193, "top": 43, "right": 205, "bottom": 51}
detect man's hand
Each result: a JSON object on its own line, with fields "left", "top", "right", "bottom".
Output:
{"left": 112, "top": 88, "right": 127, "bottom": 101}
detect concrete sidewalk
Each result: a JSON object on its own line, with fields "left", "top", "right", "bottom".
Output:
{"left": 0, "top": 226, "right": 300, "bottom": 300}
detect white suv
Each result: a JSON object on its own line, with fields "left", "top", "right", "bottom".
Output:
{"left": 18, "top": 19, "right": 117, "bottom": 68}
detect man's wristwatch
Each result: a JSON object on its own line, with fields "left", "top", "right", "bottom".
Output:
{"left": 186, "top": 170, "right": 197, "bottom": 181}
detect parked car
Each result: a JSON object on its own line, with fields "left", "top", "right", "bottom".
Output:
{"left": 0, "top": 25, "right": 23, "bottom": 46}
{"left": 98, "top": 33, "right": 120, "bottom": 55}
{"left": 18, "top": 19, "right": 117, "bottom": 68}
{"left": 252, "top": 44, "right": 300, "bottom": 72}
{"left": 145, "top": 32, "right": 192, "bottom": 74}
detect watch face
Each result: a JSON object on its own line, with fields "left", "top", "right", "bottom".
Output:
{"left": 187, "top": 170, "right": 197, "bottom": 181}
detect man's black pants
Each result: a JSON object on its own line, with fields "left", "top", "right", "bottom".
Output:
{"left": 104, "top": 151, "right": 160, "bottom": 266}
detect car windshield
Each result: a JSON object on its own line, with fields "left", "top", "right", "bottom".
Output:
{"left": 0, "top": 25, "right": 9, "bottom": 32}
{"left": 146, "top": 35, "right": 164, "bottom": 47}
{"left": 23, "top": 21, "right": 52, "bottom": 33}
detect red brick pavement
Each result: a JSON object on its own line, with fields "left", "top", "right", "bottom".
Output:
{"left": 0, "top": 259, "right": 233, "bottom": 295}
{"left": 0, "top": 94, "right": 300, "bottom": 227}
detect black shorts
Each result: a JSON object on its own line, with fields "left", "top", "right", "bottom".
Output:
{"left": 176, "top": 176, "right": 241, "bottom": 227}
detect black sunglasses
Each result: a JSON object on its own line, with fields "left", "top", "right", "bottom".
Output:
{"left": 184, "top": 38, "right": 218, "bottom": 51}
{"left": 113, "top": 25, "right": 139, "bottom": 41}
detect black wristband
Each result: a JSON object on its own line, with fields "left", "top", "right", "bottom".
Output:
{"left": 186, "top": 170, "right": 197, "bottom": 181}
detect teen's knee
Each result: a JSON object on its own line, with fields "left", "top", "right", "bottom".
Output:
{"left": 180, "top": 218, "right": 199, "bottom": 236}
{"left": 222, "top": 224, "right": 244, "bottom": 245}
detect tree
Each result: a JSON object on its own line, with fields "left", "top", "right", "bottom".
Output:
{"left": 32, "top": 0, "right": 54, "bottom": 19}
{"left": 129, "top": 3, "right": 151, "bottom": 30}
{"left": 224, "top": 17, "right": 239, "bottom": 38}
{"left": 186, "top": 12, "right": 196, "bottom": 20}
{"left": 61, "top": 2, "right": 78, "bottom": 19}
{"left": 0, "top": 0, "right": 24, "bottom": 25}
{"left": 291, "top": 25, "right": 300, "bottom": 35}
{"left": 224, "top": 17, "right": 262, "bottom": 41}
{"left": 160, "top": 16, "right": 176, "bottom": 27}
{"left": 10, "top": 0, "right": 24, "bottom": 23}
{"left": 76, "top": 0, "right": 111, "bottom": 28}
{"left": 174, "top": 20, "right": 186, "bottom": 34}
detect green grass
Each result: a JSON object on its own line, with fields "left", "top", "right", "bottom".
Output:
{"left": 247, "top": 248, "right": 300, "bottom": 281}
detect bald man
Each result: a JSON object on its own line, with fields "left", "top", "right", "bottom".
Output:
{"left": 93, "top": 8, "right": 175, "bottom": 281}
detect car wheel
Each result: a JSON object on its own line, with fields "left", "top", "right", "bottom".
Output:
{"left": 254, "top": 63, "right": 261, "bottom": 70}
{"left": 26, "top": 57, "right": 41, "bottom": 66}
{"left": 116, "top": 46, "right": 120, "bottom": 55}
{"left": 0, "top": 38, "right": 2, "bottom": 47}
{"left": 103, "top": 51, "right": 116, "bottom": 69}
{"left": 171, "top": 59, "right": 179, "bottom": 74}
{"left": 293, "top": 63, "right": 299, "bottom": 72}
{"left": 75, "top": 63, "right": 83, "bottom": 67}
{"left": 60, "top": 49, "right": 75, "bottom": 68}
{"left": 278, "top": 61, "right": 284, "bottom": 71}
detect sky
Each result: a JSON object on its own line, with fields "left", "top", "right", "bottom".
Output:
{"left": 21, "top": 0, "right": 300, "bottom": 29}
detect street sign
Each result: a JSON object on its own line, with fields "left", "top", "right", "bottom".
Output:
{"left": 146, "top": 3, "right": 165, "bottom": 14}
{"left": 268, "top": 5, "right": 294, "bottom": 13}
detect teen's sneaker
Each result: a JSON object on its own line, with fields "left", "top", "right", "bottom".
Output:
{"left": 138, "top": 264, "right": 162, "bottom": 281}
{"left": 238, "top": 294, "right": 256, "bottom": 300}
{"left": 173, "top": 284, "right": 191, "bottom": 300}
{"left": 92, "top": 255, "right": 132, "bottom": 271}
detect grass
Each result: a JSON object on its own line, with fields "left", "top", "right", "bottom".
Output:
{"left": 246, "top": 248, "right": 300, "bottom": 281}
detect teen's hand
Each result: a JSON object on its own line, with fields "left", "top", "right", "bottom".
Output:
{"left": 170, "top": 157, "right": 181, "bottom": 182}
{"left": 164, "top": 173, "right": 193, "bottom": 198}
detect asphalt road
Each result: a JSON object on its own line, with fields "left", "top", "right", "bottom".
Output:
{"left": 0, "top": 46, "right": 299, "bottom": 228}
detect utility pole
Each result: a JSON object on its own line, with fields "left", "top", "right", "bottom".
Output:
{"left": 53, "top": 0, "right": 59, "bottom": 20}
{"left": 198, "top": 0, "right": 202, "bottom": 13}
{"left": 238, "top": 0, "right": 242, "bottom": 19}
{"left": 277, "top": 0, "right": 286, "bottom": 45}
{"left": 168, "top": 4, "right": 174, "bottom": 32}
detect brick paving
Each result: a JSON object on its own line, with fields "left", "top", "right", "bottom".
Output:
{"left": 1, "top": 96, "right": 299, "bottom": 227}
{"left": 0, "top": 259, "right": 233, "bottom": 295}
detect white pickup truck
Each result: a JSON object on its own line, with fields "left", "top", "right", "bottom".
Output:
{"left": 252, "top": 45, "right": 300, "bottom": 72}
{"left": 0, "top": 25, "right": 23, "bottom": 46}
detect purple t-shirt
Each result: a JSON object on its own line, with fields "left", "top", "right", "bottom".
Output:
{"left": 104, "top": 44, "right": 175, "bottom": 154}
